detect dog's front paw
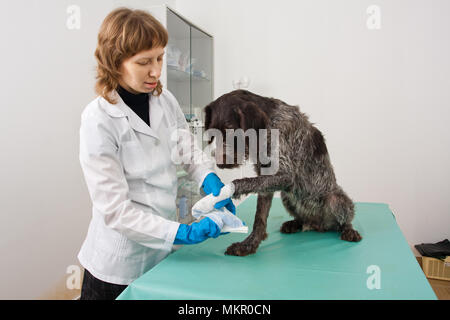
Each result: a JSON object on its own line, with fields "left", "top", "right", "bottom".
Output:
{"left": 225, "top": 241, "right": 257, "bottom": 256}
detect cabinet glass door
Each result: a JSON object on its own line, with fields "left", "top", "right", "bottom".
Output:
{"left": 166, "top": 9, "right": 190, "bottom": 116}
{"left": 166, "top": 9, "right": 193, "bottom": 223}
{"left": 191, "top": 26, "right": 213, "bottom": 150}
{"left": 165, "top": 8, "right": 213, "bottom": 224}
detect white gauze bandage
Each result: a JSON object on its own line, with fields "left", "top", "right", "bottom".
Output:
{"left": 192, "top": 183, "right": 248, "bottom": 233}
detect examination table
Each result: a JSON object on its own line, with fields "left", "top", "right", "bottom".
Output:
{"left": 117, "top": 195, "right": 437, "bottom": 300}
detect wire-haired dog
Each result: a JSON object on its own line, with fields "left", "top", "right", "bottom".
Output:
{"left": 204, "top": 90, "right": 362, "bottom": 256}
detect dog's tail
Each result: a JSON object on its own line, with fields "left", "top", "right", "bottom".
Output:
{"left": 324, "top": 186, "right": 355, "bottom": 227}
{"left": 324, "top": 187, "right": 362, "bottom": 242}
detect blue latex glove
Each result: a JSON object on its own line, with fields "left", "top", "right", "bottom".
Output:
{"left": 215, "top": 198, "right": 236, "bottom": 215}
{"left": 173, "top": 217, "right": 221, "bottom": 245}
{"left": 201, "top": 172, "right": 224, "bottom": 196}
{"left": 201, "top": 172, "right": 236, "bottom": 215}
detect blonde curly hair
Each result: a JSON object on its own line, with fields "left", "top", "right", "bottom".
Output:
{"left": 95, "top": 7, "right": 168, "bottom": 104}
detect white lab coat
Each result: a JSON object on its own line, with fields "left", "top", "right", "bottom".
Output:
{"left": 77, "top": 88, "right": 214, "bottom": 285}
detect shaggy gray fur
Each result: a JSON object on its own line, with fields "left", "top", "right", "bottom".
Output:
{"left": 204, "top": 90, "right": 362, "bottom": 256}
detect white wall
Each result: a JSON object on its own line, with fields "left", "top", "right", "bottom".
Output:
{"left": 175, "top": 0, "right": 450, "bottom": 248}
{"left": 0, "top": 0, "right": 448, "bottom": 299}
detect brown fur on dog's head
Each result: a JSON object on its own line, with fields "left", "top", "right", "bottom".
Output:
{"left": 204, "top": 90, "right": 274, "bottom": 169}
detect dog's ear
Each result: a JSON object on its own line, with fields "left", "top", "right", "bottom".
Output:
{"left": 204, "top": 104, "right": 212, "bottom": 130}
{"left": 203, "top": 104, "right": 215, "bottom": 144}
{"left": 233, "top": 102, "right": 269, "bottom": 131}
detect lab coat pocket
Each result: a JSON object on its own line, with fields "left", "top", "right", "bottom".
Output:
{"left": 120, "top": 141, "right": 148, "bottom": 176}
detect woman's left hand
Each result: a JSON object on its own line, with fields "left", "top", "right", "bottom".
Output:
{"left": 201, "top": 173, "right": 236, "bottom": 215}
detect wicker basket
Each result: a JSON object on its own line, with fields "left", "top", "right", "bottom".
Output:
{"left": 421, "top": 256, "right": 450, "bottom": 281}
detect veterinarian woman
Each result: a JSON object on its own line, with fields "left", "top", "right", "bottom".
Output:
{"left": 77, "top": 8, "right": 235, "bottom": 300}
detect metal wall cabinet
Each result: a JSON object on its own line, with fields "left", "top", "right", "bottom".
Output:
{"left": 148, "top": 5, "right": 213, "bottom": 224}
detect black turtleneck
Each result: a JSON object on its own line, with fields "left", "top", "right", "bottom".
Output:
{"left": 117, "top": 85, "right": 150, "bottom": 127}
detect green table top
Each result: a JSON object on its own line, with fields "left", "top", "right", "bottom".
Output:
{"left": 118, "top": 195, "right": 436, "bottom": 300}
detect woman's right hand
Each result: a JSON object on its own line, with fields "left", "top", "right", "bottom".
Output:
{"left": 173, "top": 217, "right": 221, "bottom": 245}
